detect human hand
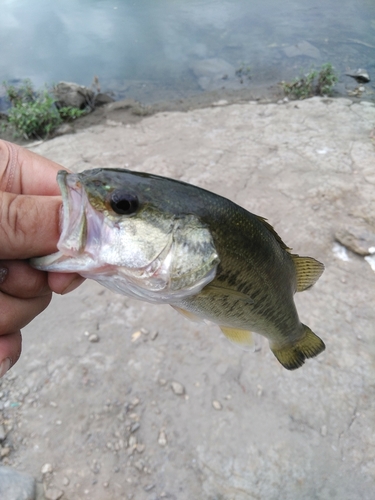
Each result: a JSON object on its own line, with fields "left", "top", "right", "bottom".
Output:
{"left": 0, "top": 140, "right": 85, "bottom": 376}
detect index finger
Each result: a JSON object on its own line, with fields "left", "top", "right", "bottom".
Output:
{"left": 0, "top": 140, "right": 68, "bottom": 196}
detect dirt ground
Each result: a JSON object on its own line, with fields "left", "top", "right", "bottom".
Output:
{"left": 1, "top": 96, "right": 375, "bottom": 500}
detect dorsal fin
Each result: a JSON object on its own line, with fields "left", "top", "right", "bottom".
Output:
{"left": 255, "top": 216, "right": 291, "bottom": 251}
{"left": 291, "top": 254, "right": 325, "bottom": 292}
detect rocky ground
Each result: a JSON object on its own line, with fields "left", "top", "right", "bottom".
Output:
{"left": 0, "top": 96, "right": 375, "bottom": 500}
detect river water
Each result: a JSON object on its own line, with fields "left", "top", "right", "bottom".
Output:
{"left": 1, "top": 0, "right": 375, "bottom": 103}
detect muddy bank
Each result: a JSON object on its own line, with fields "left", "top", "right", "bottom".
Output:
{"left": 0, "top": 96, "right": 375, "bottom": 499}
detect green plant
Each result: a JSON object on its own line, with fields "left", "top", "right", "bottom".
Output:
{"left": 316, "top": 63, "right": 338, "bottom": 96}
{"left": 282, "top": 63, "right": 338, "bottom": 99}
{"left": 3, "top": 79, "right": 34, "bottom": 106}
{"left": 7, "top": 90, "right": 62, "bottom": 139}
{"left": 2, "top": 80, "right": 87, "bottom": 139}
{"left": 58, "top": 106, "right": 86, "bottom": 121}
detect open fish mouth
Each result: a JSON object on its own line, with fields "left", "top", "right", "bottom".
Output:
{"left": 31, "top": 170, "right": 98, "bottom": 271}
{"left": 57, "top": 170, "right": 87, "bottom": 255}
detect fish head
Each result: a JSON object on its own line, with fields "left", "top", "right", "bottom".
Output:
{"left": 31, "top": 168, "right": 219, "bottom": 302}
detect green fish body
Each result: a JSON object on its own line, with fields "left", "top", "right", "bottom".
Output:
{"left": 32, "top": 168, "right": 325, "bottom": 370}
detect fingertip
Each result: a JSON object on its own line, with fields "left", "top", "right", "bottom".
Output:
{"left": 0, "top": 330, "right": 22, "bottom": 377}
{"left": 48, "top": 273, "right": 85, "bottom": 295}
{"left": 0, "top": 358, "right": 11, "bottom": 378}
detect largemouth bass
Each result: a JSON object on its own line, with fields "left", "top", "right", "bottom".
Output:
{"left": 32, "top": 168, "right": 325, "bottom": 370}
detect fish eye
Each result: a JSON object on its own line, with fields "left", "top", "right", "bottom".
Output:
{"left": 110, "top": 191, "right": 139, "bottom": 215}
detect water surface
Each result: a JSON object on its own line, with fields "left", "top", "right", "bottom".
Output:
{"left": 1, "top": 0, "right": 375, "bottom": 103}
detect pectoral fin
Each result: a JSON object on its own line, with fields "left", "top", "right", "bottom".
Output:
{"left": 220, "top": 326, "right": 254, "bottom": 350}
{"left": 291, "top": 255, "right": 325, "bottom": 292}
{"left": 171, "top": 306, "right": 203, "bottom": 323}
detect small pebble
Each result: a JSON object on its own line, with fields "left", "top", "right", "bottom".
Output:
{"left": 89, "top": 333, "right": 100, "bottom": 343}
{"left": 212, "top": 400, "right": 222, "bottom": 410}
{"left": 0, "top": 446, "right": 10, "bottom": 457}
{"left": 132, "top": 331, "right": 142, "bottom": 342}
{"left": 62, "top": 477, "right": 70, "bottom": 486}
{"left": 158, "top": 378, "right": 167, "bottom": 386}
{"left": 158, "top": 430, "right": 167, "bottom": 447}
{"left": 130, "top": 422, "right": 140, "bottom": 433}
{"left": 151, "top": 331, "right": 159, "bottom": 341}
{"left": 44, "top": 487, "right": 64, "bottom": 500}
{"left": 171, "top": 381, "right": 185, "bottom": 396}
{"left": 134, "top": 460, "right": 144, "bottom": 471}
{"left": 41, "top": 463, "right": 53, "bottom": 474}
{"left": 321, "top": 425, "right": 327, "bottom": 437}
{"left": 144, "top": 483, "right": 155, "bottom": 492}
{"left": 136, "top": 443, "right": 145, "bottom": 453}
{"left": 128, "top": 436, "right": 137, "bottom": 448}
{"left": 212, "top": 99, "right": 228, "bottom": 106}
{"left": 131, "top": 397, "right": 140, "bottom": 407}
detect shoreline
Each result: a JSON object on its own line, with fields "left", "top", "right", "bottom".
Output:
{"left": 0, "top": 78, "right": 369, "bottom": 147}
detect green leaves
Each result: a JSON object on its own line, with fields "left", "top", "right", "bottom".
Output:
{"left": 3, "top": 80, "right": 86, "bottom": 139}
{"left": 282, "top": 63, "right": 338, "bottom": 100}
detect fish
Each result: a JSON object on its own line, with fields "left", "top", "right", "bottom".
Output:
{"left": 31, "top": 168, "right": 325, "bottom": 370}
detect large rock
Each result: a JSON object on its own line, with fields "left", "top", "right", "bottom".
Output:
{"left": 53, "top": 81, "right": 95, "bottom": 109}
{"left": 0, "top": 467, "right": 36, "bottom": 500}
{"left": 190, "top": 58, "right": 243, "bottom": 90}
{"left": 335, "top": 223, "right": 375, "bottom": 255}
{"left": 283, "top": 40, "right": 321, "bottom": 59}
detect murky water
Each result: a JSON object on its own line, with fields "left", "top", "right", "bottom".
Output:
{"left": 1, "top": 0, "right": 375, "bottom": 103}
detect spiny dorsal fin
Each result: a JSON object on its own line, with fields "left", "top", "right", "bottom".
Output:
{"left": 255, "top": 216, "right": 291, "bottom": 251}
{"left": 291, "top": 254, "right": 325, "bottom": 292}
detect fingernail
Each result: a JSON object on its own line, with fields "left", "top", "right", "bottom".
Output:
{"left": 61, "top": 276, "right": 85, "bottom": 295}
{"left": 0, "top": 358, "right": 11, "bottom": 378}
{"left": 0, "top": 267, "right": 8, "bottom": 284}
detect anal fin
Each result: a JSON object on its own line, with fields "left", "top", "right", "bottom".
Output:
{"left": 220, "top": 326, "right": 254, "bottom": 350}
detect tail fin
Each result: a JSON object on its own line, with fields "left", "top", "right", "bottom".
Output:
{"left": 271, "top": 325, "right": 325, "bottom": 370}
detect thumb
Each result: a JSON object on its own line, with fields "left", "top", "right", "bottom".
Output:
{"left": 0, "top": 192, "right": 61, "bottom": 259}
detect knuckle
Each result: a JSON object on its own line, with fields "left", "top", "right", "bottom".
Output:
{"left": 0, "top": 195, "right": 27, "bottom": 255}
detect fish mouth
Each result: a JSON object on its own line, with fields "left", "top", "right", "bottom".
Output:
{"left": 57, "top": 170, "right": 87, "bottom": 255}
{"left": 30, "top": 170, "right": 90, "bottom": 271}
